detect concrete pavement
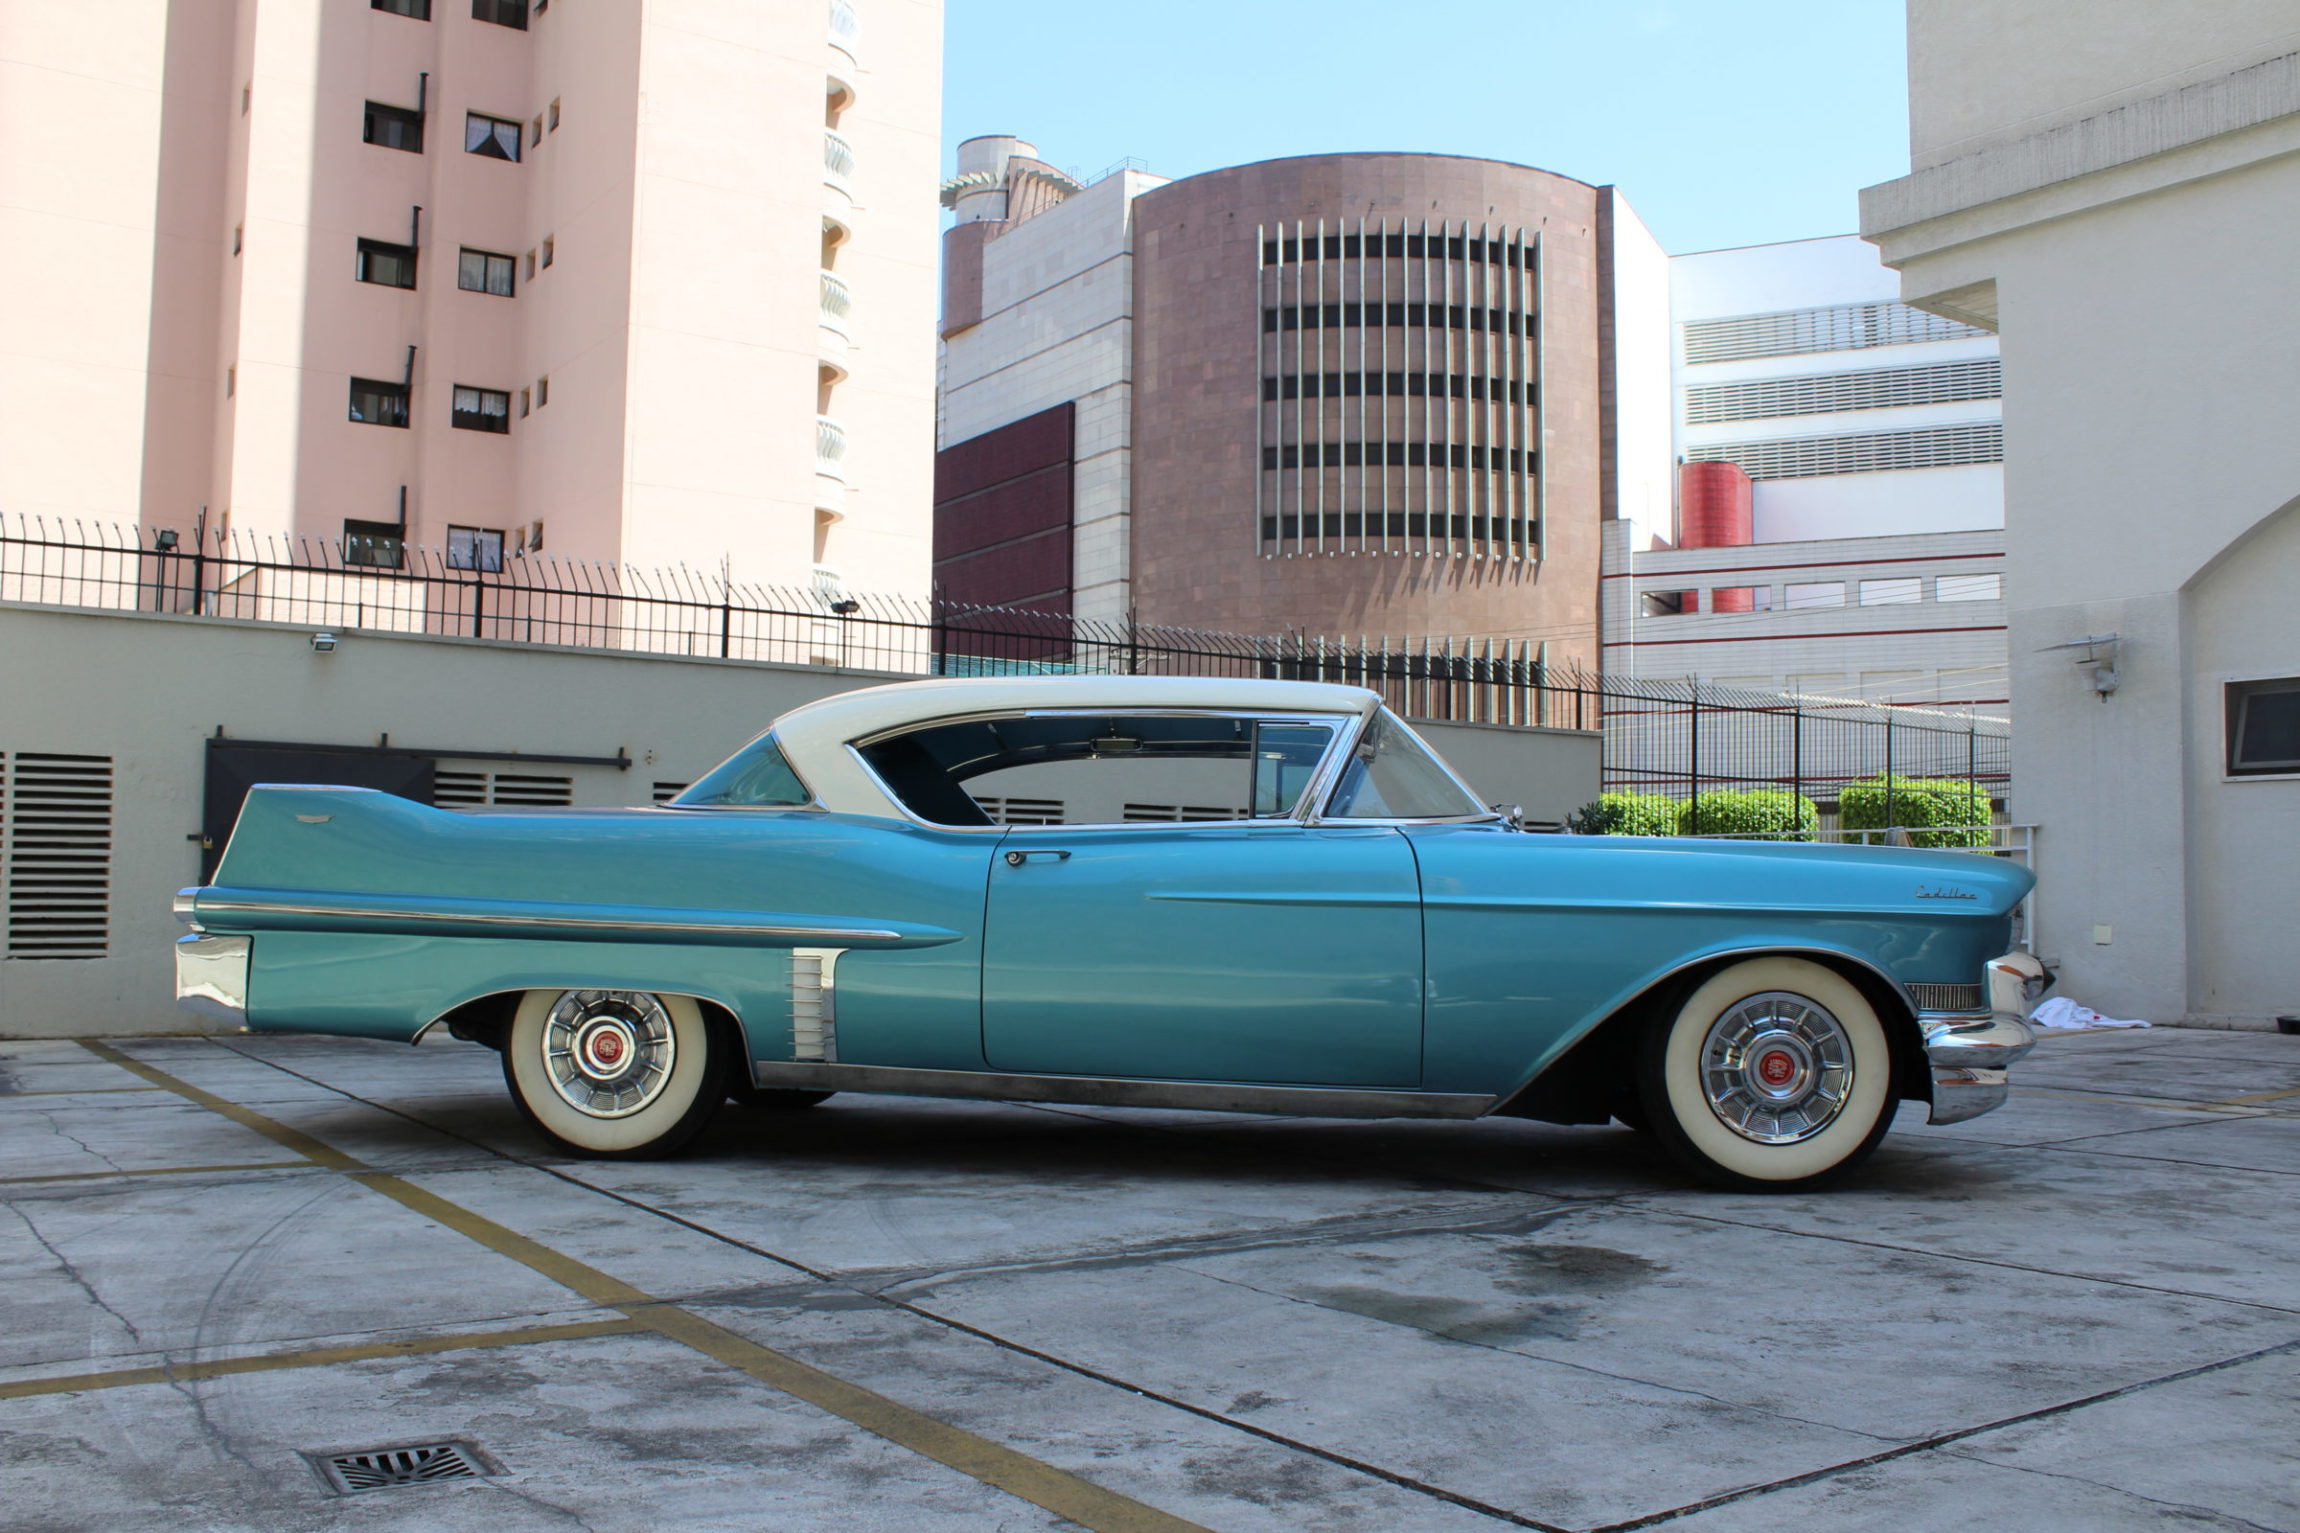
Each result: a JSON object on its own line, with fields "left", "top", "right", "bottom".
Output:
{"left": 2, "top": 1025, "right": 2296, "bottom": 1530}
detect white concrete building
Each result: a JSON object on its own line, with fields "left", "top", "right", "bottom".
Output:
{"left": 1863, "top": 0, "right": 2300, "bottom": 1027}
{"left": 1599, "top": 235, "right": 2010, "bottom": 711}
{"left": 0, "top": 0, "right": 942, "bottom": 597}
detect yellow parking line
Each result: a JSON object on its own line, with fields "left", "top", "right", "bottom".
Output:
{"left": 76, "top": 1040, "right": 1214, "bottom": 1533}
{"left": 2214, "top": 1085, "right": 2300, "bottom": 1107}
{"left": 0, "top": 1161, "right": 308, "bottom": 1187}
{"left": 0, "top": 1086, "right": 166, "bottom": 1098}
{"left": 0, "top": 1317, "right": 646, "bottom": 1401}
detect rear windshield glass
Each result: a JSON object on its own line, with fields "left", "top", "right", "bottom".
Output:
{"left": 675, "top": 734, "right": 811, "bottom": 807}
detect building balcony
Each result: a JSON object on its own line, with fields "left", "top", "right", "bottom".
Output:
{"left": 828, "top": 0, "right": 859, "bottom": 63}
{"left": 819, "top": 270, "right": 852, "bottom": 337}
{"left": 823, "top": 129, "right": 855, "bottom": 201}
{"left": 816, "top": 414, "right": 847, "bottom": 480}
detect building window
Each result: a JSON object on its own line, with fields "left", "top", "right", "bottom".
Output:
{"left": 530, "top": 114, "right": 544, "bottom": 148}
{"left": 1784, "top": 581, "right": 1846, "bottom": 609}
{"left": 356, "top": 237, "right": 418, "bottom": 289}
{"left": 540, "top": 236, "right": 554, "bottom": 268}
{"left": 535, "top": 374, "right": 549, "bottom": 407}
{"left": 232, "top": 223, "right": 242, "bottom": 255}
{"left": 451, "top": 385, "right": 512, "bottom": 433}
{"left": 364, "top": 101, "right": 424, "bottom": 153}
{"left": 524, "top": 248, "right": 537, "bottom": 279}
{"left": 473, "top": 0, "right": 527, "bottom": 27}
{"left": 1858, "top": 578, "right": 1923, "bottom": 606}
{"left": 343, "top": 519, "right": 406, "bottom": 568}
{"left": 456, "top": 247, "right": 515, "bottom": 296}
{"left": 348, "top": 377, "right": 410, "bottom": 428}
{"left": 372, "top": 0, "right": 430, "bottom": 16}
{"left": 1936, "top": 573, "right": 2002, "bottom": 603}
{"left": 446, "top": 525, "right": 506, "bottom": 572}
{"left": 225, "top": 365, "right": 235, "bottom": 398}
{"left": 518, "top": 387, "right": 531, "bottom": 417}
{"left": 2227, "top": 678, "right": 2300, "bottom": 777}
{"left": 465, "top": 112, "right": 522, "bottom": 161}
{"left": 548, "top": 97, "right": 560, "bottom": 131}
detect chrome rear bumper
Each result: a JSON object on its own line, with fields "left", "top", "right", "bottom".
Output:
{"left": 175, "top": 928, "right": 252, "bottom": 1027}
{"left": 1917, "top": 951, "right": 2046, "bottom": 1125}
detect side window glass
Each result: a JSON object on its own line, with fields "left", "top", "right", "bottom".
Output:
{"left": 1327, "top": 712, "right": 1484, "bottom": 820}
{"left": 675, "top": 735, "right": 811, "bottom": 807}
{"left": 1250, "top": 722, "right": 1335, "bottom": 817}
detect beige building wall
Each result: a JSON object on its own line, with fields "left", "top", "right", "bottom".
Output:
{"left": 1866, "top": 4, "right": 2300, "bottom": 1026}
{"left": 0, "top": 0, "right": 939, "bottom": 598}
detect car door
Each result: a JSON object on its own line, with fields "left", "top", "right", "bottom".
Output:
{"left": 979, "top": 724, "right": 1425, "bottom": 1087}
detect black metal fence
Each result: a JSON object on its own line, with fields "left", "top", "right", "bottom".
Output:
{"left": 1, "top": 516, "right": 2008, "bottom": 804}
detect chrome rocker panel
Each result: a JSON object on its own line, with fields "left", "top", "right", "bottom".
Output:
{"left": 1917, "top": 950, "right": 2046, "bottom": 1125}
{"left": 751, "top": 1061, "right": 1496, "bottom": 1120}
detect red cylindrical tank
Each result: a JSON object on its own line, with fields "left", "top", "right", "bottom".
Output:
{"left": 1680, "top": 461, "right": 1753, "bottom": 549}
{"left": 1680, "top": 460, "right": 1755, "bottom": 611}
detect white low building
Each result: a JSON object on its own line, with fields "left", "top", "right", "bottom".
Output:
{"left": 1863, "top": 0, "right": 2300, "bottom": 1028}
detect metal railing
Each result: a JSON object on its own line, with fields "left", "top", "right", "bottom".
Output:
{"left": 1, "top": 517, "right": 2012, "bottom": 800}
{"left": 827, "top": 0, "right": 859, "bottom": 52}
{"left": 814, "top": 416, "right": 847, "bottom": 478}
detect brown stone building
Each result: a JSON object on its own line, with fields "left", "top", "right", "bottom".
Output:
{"left": 937, "top": 145, "right": 1671, "bottom": 669}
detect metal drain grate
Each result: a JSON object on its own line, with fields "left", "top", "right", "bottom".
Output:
{"left": 309, "top": 1441, "right": 495, "bottom": 1494}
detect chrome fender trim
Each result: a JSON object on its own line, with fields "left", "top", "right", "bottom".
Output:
{"left": 175, "top": 933, "right": 252, "bottom": 1025}
{"left": 1919, "top": 1010, "right": 2038, "bottom": 1069}
{"left": 749, "top": 1061, "right": 1496, "bottom": 1120}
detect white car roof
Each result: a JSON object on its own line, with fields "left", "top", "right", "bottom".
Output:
{"left": 769, "top": 674, "right": 1383, "bottom": 817}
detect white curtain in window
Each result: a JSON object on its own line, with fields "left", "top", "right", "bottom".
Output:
{"left": 466, "top": 114, "right": 521, "bottom": 161}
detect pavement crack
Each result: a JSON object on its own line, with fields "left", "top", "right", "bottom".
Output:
{"left": 6, "top": 1199, "right": 147, "bottom": 1351}
{"left": 33, "top": 1108, "right": 129, "bottom": 1177}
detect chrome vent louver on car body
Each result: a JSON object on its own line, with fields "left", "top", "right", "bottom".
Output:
{"left": 790, "top": 947, "right": 843, "bottom": 1062}
{"left": 1907, "top": 982, "right": 1985, "bottom": 1013}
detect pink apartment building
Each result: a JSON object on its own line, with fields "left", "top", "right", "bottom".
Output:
{"left": 0, "top": 0, "right": 941, "bottom": 596}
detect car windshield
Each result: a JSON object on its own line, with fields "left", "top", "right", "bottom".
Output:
{"left": 674, "top": 734, "right": 812, "bottom": 807}
{"left": 1325, "top": 710, "right": 1487, "bottom": 820}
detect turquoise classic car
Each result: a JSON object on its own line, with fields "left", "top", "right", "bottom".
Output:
{"left": 174, "top": 675, "right": 2042, "bottom": 1189}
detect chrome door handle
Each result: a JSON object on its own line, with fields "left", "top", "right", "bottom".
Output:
{"left": 1004, "top": 849, "right": 1072, "bottom": 866}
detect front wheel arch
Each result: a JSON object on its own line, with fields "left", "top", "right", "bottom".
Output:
{"left": 1495, "top": 947, "right": 1923, "bottom": 1127}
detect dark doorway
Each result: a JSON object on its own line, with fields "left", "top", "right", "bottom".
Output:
{"left": 201, "top": 742, "right": 435, "bottom": 881}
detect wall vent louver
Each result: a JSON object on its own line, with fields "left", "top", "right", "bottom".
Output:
{"left": 433, "top": 770, "right": 575, "bottom": 807}
{"left": 974, "top": 796, "right": 1064, "bottom": 825}
{"left": 1684, "top": 359, "right": 2002, "bottom": 424}
{"left": 3, "top": 752, "right": 115, "bottom": 960}
{"left": 1684, "top": 301, "right": 1987, "bottom": 365}
{"left": 1685, "top": 422, "right": 2004, "bottom": 482}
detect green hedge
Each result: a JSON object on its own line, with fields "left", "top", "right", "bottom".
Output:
{"left": 1838, "top": 775, "right": 1990, "bottom": 848}
{"left": 1569, "top": 792, "right": 1685, "bottom": 836}
{"left": 1677, "top": 789, "right": 1819, "bottom": 840}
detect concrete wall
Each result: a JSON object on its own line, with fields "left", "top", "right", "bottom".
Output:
{"left": 0, "top": 603, "right": 1595, "bottom": 1037}
{"left": 1867, "top": 5, "right": 2300, "bottom": 1026}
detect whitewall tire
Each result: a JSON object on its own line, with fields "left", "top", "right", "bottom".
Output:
{"left": 1637, "top": 957, "right": 1898, "bottom": 1191}
{"left": 503, "top": 988, "right": 721, "bottom": 1159}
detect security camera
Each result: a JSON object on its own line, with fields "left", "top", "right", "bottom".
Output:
{"left": 310, "top": 632, "right": 338, "bottom": 653}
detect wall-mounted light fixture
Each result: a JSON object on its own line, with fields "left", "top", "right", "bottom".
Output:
{"left": 2040, "top": 633, "right": 2121, "bottom": 698}
{"left": 153, "top": 528, "right": 179, "bottom": 552}
{"left": 829, "top": 598, "right": 861, "bottom": 615}
{"left": 310, "top": 632, "right": 339, "bottom": 653}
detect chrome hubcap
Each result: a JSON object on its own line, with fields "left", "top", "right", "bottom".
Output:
{"left": 1700, "top": 991, "right": 1854, "bottom": 1144}
{"left": 543, "top": 991, "right": 676, "bottom": 1118}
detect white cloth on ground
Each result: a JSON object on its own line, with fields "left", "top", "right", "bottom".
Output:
{"left": 2028, "top": 996, "right": 2151, "bottom": 1030}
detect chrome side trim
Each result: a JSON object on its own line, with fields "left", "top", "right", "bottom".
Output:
{"left": 790, "top": 947, "right": 844, "bottom": 1063}
{"left": 175, "top": 934, "right": 252, "bottom": 1025}
{"left": 747, "top": 1061, "right": 1497, "bottom": 1119}
{"left": 185, "top": 895, "right": 905, "bottom": 947}
{"left": 1928, "top": 1067, "right": 2009, "bottom": 1125}
{"left": 173, "top": 889, "right": 203, "bottom": 929}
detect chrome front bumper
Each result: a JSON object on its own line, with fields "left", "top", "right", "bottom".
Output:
{"left": 174, "top": 888, "right": 251, "bottom": 1026}
{"left": 1916, "top": 951, "right": 2046, "bottom": 1125}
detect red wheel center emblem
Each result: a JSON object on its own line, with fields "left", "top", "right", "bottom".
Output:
{"left": 1757, "top": 1051, "right": 1796, "bottom": 1087}
{"left": 591, "top": 1031, "right": 626, "bottom": 1066}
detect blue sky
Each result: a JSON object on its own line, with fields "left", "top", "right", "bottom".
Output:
{"left": 940, "top": 1, "right": 1910, "bottom": 255}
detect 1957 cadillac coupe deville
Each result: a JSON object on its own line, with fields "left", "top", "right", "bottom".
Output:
{"left": 173, "top": 675, "right": 2042, "bottom": 1189}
